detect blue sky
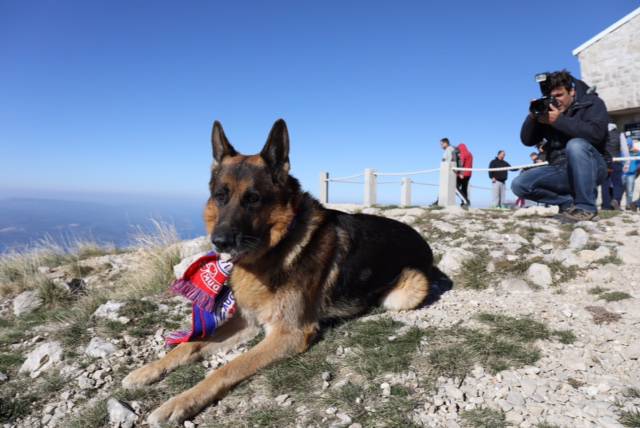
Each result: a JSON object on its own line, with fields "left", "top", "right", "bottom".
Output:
{"left": 1, "top": 1, "right": 637, "bottom": 206}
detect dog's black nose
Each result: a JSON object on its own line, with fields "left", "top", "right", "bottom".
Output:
{"left": 211, "top": 232, "right": 235, "bottom": 252}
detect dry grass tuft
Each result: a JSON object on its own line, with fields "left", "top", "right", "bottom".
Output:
{"left": 0, "top": 237, "right": 118, "bottom": 297}
{"left": 126, "top": 220, "right": 182, "bottom": 296}
{"left": 56, "top": 221, "right": 182, "bottom": 345}
{"left": 0, "top": 247, "right": 64, "bottom": 297}
{"left": 460, "top": 407, "right": 508, "bottom": 428}
{"left": 458, "top": 250, "right": 492, "bottom": 289}
{"left": 585, "top": 305, "right": 622, "bottom": 324}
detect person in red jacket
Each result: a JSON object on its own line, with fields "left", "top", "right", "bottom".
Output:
{"left": 456, "top": 143, "right": 473, "bottom": 206}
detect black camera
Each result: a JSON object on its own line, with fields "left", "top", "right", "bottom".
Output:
{"left": 529, "top": 72, "right": 559, "bottom": 117}
{"left": 530, "top": 96, "right": 559, "bottom": 117}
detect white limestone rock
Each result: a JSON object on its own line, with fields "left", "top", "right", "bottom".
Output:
{"left": 594, "top": 246, "right": 611, "bottom": 259}
{"left": 107, "top": 398, "right": 138, "bottom": 428}
{"left": 324, "top": 203, "right": 361, "bottom": 213}
{"left": 569, "top": 228, "right": 589, "bottom": 250}
{"left": 442, "top": 205, "right": 467, "bottom": 217}
{"left": 93, "top": 301, "right": 129, "bottom": 324}
{"left": 85, "top": 337, "right": 118, "bottom": 359}
{"left": 513, "top": 206, "right": 559, "bottom": 217}
{"left": 526, "top": 263, "right": 553, "bottom": 288}
{"left": 13, "top": 290, "right": 43, "bottom": 317}
{"left": 432, "top": 220, "right": 457, "bottom": 233}
{"left": 19, "top": 341, "right": 63, "bottom": 378}
{"left": 175, "top": 236, "right": 210, "bottom": 259}
{"left": 361, "top": 207, "right": 381, "bottom": 215}
{"left": 499, "top": 278, "right": 531, "bottom": 294}
{"left": 437, "top": 248, "right": 473, "bottom": 276}
{"left": 617, "top": 245, "right": 637, "bottom": 265}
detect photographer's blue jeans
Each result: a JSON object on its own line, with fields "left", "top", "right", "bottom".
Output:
{"left": 601, "top": 161, "right": 623, "bottom": 209}
{"left": 624, "top": 174, "right": 636, "bottom": 207}
{"left": 511, "top": 138, "right": 607, "bottom": 213}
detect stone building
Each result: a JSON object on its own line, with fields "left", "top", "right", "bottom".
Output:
{"left": 573, "top": 7, "right": 640, "bottom": 138}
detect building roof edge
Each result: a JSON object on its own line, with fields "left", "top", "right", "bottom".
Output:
{"left": 572, "top": 7, "right": 640, "bottom": 56}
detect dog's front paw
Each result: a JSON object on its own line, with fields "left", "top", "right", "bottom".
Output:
{"left": 122, "top": 364, "right": 164, "bottom": 389}
{"left": 147, "top": 395, "right": 199, "bottom": 428}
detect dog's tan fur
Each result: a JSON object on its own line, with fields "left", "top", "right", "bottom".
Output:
{"left": 382, "top": 268, "right": 430, "bottom": 311}
{"left": 123, "top": 120, "right": 432, "bottom": 426}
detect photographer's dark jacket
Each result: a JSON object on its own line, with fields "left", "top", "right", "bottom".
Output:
{"left": 488, "top": 158, "right": 511, "bottom": 182}
{"left": 520, "top": 80, "right": 608, "bottom": 166}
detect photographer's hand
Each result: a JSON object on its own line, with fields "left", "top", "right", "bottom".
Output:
{"left": 546, "top": 103, "right": 561, "bottom": 125}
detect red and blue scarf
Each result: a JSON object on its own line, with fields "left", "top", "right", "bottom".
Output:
{"left": 165, "top": 251, "right": 237, "bottom": 346}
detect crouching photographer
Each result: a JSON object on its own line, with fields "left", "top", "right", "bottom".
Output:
{"left": 511, "top": 70, "right": 609, "bottom": 222}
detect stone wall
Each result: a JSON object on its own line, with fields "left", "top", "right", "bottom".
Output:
{"left": 576, "top": 13, "right": 640, "bottom": 115}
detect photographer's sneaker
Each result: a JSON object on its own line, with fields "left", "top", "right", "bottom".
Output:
{"left": 554, "top": 204, "right": 574, "bottom": 220}
{"left": 561, "top": 208, "right": 598, "bottom": 223}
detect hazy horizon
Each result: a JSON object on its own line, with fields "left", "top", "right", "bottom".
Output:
{"left": 0, "top": 185, "right": 509, "bottom": 253}
{"left": 0, "top": 193, "right": 208, "bottom": 253}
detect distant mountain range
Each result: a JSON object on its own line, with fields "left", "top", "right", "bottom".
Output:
{"left": 0, "top": 197, "right": 207, "bottom": 253}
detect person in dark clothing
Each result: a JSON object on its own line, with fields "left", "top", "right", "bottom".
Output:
{"left": 600, "top": 123, "right": 628, "bottom": 210}
{"left": 530, "top": 152, "right": 541, "bottom": 163}
{"left": 511, "top": 70, "right": 608, "bottom": 222}
{"left": 535, "top": 143, "right": 547, "bottom": 163}
{"left": 489, "top": 150, "right": 511, "bottom": 207}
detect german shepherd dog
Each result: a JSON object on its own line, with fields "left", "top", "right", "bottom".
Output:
{"left": 123, "top": 119, "right": 433, "bottom": 426}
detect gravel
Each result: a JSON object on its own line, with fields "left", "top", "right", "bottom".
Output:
{"left": 3, "top": 209, "right": 640, "bottom": 427}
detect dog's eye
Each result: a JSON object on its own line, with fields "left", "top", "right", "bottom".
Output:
{"left": 213, "top": 190, "right": 227, "bottom": 204}
{"left": 244, "top": 192, "right": 261, "bottom": 205}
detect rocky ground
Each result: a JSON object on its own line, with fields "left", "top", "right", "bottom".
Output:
{"left": 1, "top": 206, "right": 639, "bottom": 428}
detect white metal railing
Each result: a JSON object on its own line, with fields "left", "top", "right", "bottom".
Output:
{"left": 613, "top": 156, "right": 640, "bottom": 161}
{"left": 320, "top": 156, "right": 633, "bottom": 207}
{"left": 375, "top": 167, "right": 441, "bottom": 176}
{"left": 452, "top": 162, "right": 549, "bottom": 172}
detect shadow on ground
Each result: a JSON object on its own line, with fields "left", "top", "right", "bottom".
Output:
{"left": 425, "top": 266, "right": 453, "bottom": 306}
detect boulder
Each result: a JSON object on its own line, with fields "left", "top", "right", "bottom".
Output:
{"left": 617, "top": 245, "right": 637, "bottom": 265}
{"left": 107, "top": 398, "right": 138, "bottom": 428}
{"left": 526, "top": 263, "right": 553, "bottom": 288}
{"left": 361, "top": 207, "right": 381, "bottom": 215}
{"left": 513, "top": 206, "right": 559, "bottom": 217}
{"left": 431, "top": 220, "right": 457, "bottom": 233}
{"left": 594, "top": 246, "right": 611, "bottom": 260}
{"left": 13, "top": 290, "right": 43, "bottom": 317}
{"left": 569, "top": 228, "right": 588, "bottom": 250}
{"left": 549, "top": 249, "right": 583, "bottom": 267}
{"left": 437, "top": 248, "right": 473, "bottom": 276}
{"left": 19, "top": 341, "right": 63, "bottom": 378}
{"left": 500, "top": 278, "right": 531, "bottom": 294}
{"left": 442, "top": 206, "right": 467, "bottom": 217}
{"left": 175, "top": 236, "right": 210, "bottom": 259}
{"left": 93, "top": 301, "right": 129, "bottom": 324}
{"left": 85, "top": 337, "right": 118, "bottom": 359}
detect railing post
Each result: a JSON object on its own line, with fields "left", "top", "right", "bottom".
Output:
{"left": 438, "top": 161, "right": 456, "bottom": 207}
{"left": 401, "top": 177, "right": 411, "bottom": 207}
{"left": 364, "top": 168, "right": 377, "bottom": 207}
{"left": 319, "top": 172, "right": 329, "bottom": 205}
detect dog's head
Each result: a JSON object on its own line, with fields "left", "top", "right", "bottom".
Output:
{"left": 204, "top": 119, "right": 298, "bottom": 264}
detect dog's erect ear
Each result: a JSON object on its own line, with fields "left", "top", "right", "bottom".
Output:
{"left": 260, "top": 119, "right": 290, "bottom": 183}
{"left": 211, "top": 121, "right": 238, "bottom": 163}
